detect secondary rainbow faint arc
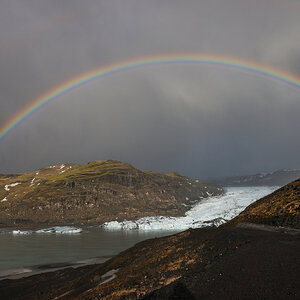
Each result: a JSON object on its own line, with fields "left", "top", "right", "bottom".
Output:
{"left": 1, "top": 53, "right": 300, "bottom": 141}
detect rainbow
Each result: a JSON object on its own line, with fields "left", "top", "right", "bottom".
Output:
{"left": 1, "top": 53, "right": 300, "bottom": 141}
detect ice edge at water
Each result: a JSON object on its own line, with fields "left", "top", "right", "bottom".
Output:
{"left": 12, "top": 226, "right": 82, "bottom": 235}
{"left": 102, "top": 186, "right": 278, "bottom": 231}
{"left": 8, "top": 187, "right": 278, "bottom": 234}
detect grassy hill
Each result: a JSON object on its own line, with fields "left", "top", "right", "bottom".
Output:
{"left": 0, "top": 160, "right": 223, "bottom": 227}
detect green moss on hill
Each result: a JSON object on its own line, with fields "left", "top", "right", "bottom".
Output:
{"left": 47, "top": 160, "right": 135, "bottom": 182}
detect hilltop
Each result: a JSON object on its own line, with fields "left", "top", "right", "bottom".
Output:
{"left": 0, "top": 160, "right": 223, "bottom": 227}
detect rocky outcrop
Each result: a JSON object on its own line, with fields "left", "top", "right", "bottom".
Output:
{"left": 0, "top": 160, "right": 223, "bottom": 226}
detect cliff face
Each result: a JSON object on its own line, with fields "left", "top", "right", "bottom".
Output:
{"left": 0, "top": 160, "right": 223, "bottom": 226}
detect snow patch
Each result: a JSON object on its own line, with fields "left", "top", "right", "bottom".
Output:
{"left": 4, "top": 182, "right": 21, "bottom": 191}
{"left": 1, "top": 197, "right": 7, "bottom": 202}
{"left": 60, "top": 164, "right": 65, "bottom": 169}
{"left": 102, "top": 186, "right": 278, "bottom": 231}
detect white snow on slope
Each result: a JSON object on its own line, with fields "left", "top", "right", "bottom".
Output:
{"left": 102, "top": 186, "right": 278, "bottom": 231}
{"left": 4, "top": 182, "right": 21, "bottom": 191}
{"left": 30, "top": 178, "right": 35, "bottom": 186}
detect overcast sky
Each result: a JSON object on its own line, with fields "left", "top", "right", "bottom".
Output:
{"left": 0, "top": 0, "right": 299, "bottom": 179}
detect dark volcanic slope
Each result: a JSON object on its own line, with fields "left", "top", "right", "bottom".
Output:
{"left": 0, "top": 160, "right": 222, "bottom": 226}
{"left": 228, "top": 178, "right": 300, "bottom": 228}
{"left": 1, "top": 226, "right": 298, "bottom": 300}
{"left": 143, "top": 227, "right": 299, "bottom": 300}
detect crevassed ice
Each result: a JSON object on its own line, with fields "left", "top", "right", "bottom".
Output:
{"left": 102, "top": 186, "right": 278, "bottom": 231}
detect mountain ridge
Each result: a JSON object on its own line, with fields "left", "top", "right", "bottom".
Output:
{"left": 211, "top": 169, "right": 300, "bottom": 187}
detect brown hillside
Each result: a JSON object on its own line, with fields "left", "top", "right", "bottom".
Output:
{"left": 0, "top": 160, "right": 223, "bottom": 226}
{"left": 228, "top": 178, "right": 300, "bottom": 228}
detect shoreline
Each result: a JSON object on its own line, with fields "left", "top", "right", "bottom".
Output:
{"left": 0, "top": 256, "right": 112, "bottom": 281}
{"left": 1, "top": 225, "right": 298, "bottom": 299}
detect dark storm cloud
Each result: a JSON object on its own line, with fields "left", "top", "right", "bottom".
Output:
{"left": 0, "top": 0, "right": 300, "bottom": 178}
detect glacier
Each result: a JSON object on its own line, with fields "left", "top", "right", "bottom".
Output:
{"left": 102, "top": 186, "right": 278, "bottom": 231}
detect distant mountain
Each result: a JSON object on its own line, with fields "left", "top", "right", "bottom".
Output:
{"left": 0, "top": 160, "right": 223, "bottom": 227}
{"left": 211, "top": 169, "right": 300, "bottom": 187}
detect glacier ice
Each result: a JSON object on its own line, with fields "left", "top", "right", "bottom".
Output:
{"left": 102, "top": 186, "right": 278, "bottom": 231}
